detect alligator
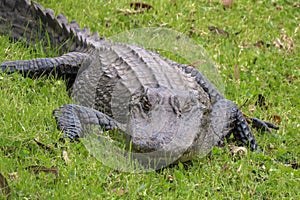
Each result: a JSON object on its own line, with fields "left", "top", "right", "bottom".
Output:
{"left": 0, "top": 0, "right": 279, "bottom": 169}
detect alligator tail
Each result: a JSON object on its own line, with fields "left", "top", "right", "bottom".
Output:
{"left": 0, "top": 0, "right": 102, "bottom": 55}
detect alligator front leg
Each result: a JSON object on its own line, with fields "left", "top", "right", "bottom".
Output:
{"left": 210, "top": 99, "right": 279, "bottom": 151}
{"left": 53, "top": 104, "right": 118, "bottom": 140}
{"left": 209, "top": 99, "right": 258, "bottom": 150}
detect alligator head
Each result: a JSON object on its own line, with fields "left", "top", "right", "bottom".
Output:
{"left": 122, "top": 86, "right": 211, "bottom": 164}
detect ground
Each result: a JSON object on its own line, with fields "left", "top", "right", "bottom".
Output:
{"left": 0, "top": 0, "right": 299, "bottom": 199}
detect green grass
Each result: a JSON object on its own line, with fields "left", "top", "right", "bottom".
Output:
{"left": 0, "top": 0, "right": 299, "bottom": 199}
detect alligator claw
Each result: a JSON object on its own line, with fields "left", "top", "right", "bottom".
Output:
{"left": 250, "top": 117, "right": 279, "bottom": 134}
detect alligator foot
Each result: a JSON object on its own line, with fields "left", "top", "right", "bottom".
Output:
{"left": 250, "top": 117, "right": 279, "bottom": 134}
{"left": 53, "top": 104, "right": 118, "bottom": 141}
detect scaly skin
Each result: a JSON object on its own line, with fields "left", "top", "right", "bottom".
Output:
{"left": 0, "top": 0, "right": 279, "bottom": 167}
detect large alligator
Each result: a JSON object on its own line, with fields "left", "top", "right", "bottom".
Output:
{"left": 0, "top": 0, "right": 278, "bottom": 169}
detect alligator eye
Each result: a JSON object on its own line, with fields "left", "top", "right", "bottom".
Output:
{"left": 141, "top": 96, "right": 151, "bottom": 112}
{"left": 182, "top": 104, "right": 191, "bottom": 112}
{"left": 169, "top": 96, "right": 182, "bottom": 117}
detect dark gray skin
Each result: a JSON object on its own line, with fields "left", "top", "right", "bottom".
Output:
{"left": 0, "top": 0, "right": 279, "bottom": 166}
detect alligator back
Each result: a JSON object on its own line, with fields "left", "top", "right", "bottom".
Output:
{"left": 72, "top": 43, "right": 212, "bottom": 119}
